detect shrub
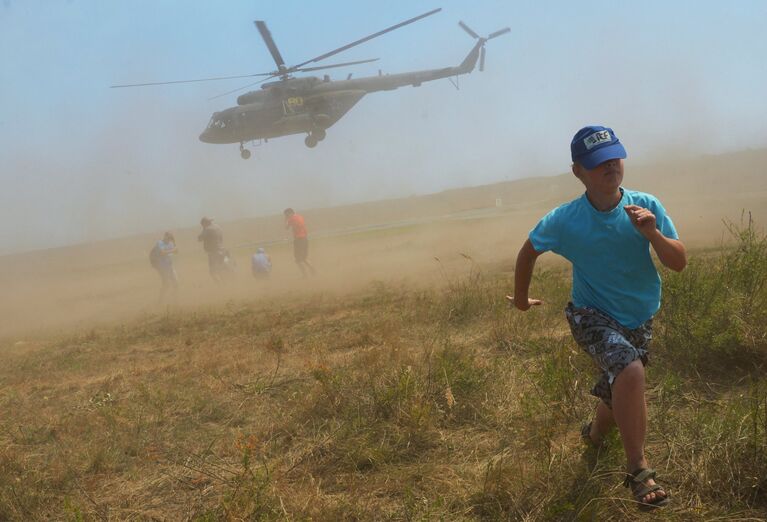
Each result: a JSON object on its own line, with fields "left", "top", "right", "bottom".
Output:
{"left": 657, "top": 214, "right": 767, "bottom": 373}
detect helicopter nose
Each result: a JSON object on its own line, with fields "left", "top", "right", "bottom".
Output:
{"left": 199, "top": 129, "right": 213, "bottom": 143}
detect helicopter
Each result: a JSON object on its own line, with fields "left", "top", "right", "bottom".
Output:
{"left": 111, "top": 9, "right": 509, "bottom": 159}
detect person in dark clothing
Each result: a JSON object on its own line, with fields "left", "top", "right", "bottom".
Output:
{"left": 198, "top": 216, "right": 228, "bottom": 282}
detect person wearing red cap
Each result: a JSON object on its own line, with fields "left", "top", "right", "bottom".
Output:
{"left": 507, "top": 125, "right": 686, "bottom": 510}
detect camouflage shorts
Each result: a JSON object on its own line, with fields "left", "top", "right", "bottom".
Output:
{"left": 565, "top": 302, "right": 653, "bottom": 408}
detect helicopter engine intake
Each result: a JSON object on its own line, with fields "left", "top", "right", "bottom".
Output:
{"left": 237, "top": 91, "right": 267, "bottom": 105}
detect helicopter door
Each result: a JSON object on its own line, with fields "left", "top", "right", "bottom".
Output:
{"left": 282, "top": 96, "right": 304, "bottom": 115}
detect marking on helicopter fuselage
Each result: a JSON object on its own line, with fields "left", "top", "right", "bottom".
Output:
{"left": 282, "top": 97, "right": 305, "bottom": 115}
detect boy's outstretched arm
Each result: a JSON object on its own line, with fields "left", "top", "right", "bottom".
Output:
{"left": 506, "top": 239, "right": 544, "bottom": 311}
{"left": 624, "top": 205, "right": 687, "bottom": 272}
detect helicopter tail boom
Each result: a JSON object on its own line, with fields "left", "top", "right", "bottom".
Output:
{"left": 311, "top": 27, "right": 506, "bottom": 96}
{"left": 457, "top": 40, "right": 485, "bottom": 74}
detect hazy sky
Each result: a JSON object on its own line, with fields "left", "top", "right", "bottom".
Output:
{"left": 1, "top": 0, "right": 766, "bottom": 254}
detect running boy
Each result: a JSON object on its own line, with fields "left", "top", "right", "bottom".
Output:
{"left": 508, "top": 125, "right": 686, "bottom": 510}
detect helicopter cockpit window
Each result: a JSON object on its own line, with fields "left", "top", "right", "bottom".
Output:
{"left": 207, "top": 115, "right": 229, "bottom": 129}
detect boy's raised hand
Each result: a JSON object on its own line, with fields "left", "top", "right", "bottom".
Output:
{"left": 505, "top": 295, "right": 543, "bottom": 311}
{"left": 624, "top": 205, "right": 658, "bottom": 239}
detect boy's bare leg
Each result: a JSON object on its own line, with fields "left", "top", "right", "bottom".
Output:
{"left": 611, "top": 359, "right": 666, "bottom": 503}
{"left": 590, "top": 400, "right": 615, "bottom": 444}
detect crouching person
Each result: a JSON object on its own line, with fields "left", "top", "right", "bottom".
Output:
{"left": 251, "top": 247, "right": 272, "bottom": 279}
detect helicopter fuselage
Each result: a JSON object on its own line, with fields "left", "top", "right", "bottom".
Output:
{"left": 198, "top": 41, "right": 483, "bottom": 146}
{"left": 198, "top": 85, "right": 366, "bottom": 144}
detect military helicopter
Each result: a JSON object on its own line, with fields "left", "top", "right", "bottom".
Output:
{"left": 111, "top": 9, "right": 509, "bottom": 159}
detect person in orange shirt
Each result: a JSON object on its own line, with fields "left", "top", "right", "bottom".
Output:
{"left": 284, "top": 208, "right": 316, "bottom": 277}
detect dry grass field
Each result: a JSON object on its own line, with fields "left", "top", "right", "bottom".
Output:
{"left": 1, "top": 150, "right": 766, "bottom": 520}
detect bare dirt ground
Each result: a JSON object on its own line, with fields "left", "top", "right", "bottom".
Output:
{"left": 1, "top": 149, "right": 765, "bottom": 341}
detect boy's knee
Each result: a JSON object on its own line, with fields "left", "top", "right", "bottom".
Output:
{"left": 616, "top": 359, "right": 645, "bottom": 385}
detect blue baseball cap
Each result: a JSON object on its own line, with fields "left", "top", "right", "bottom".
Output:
{"left": 570, "top": 125, "right": 627, "bottom": 169}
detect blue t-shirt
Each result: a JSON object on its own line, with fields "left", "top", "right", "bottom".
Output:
{"left": 251, "top": 252, "right": 272, "bottom": 273}
{"left": 529, "top": 188, "right": 678, "bottom": 328}
{"left": 155, "top": 240, "right": 175, "bottom": 268}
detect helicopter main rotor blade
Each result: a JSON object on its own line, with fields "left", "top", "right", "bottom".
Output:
{"left": 488, "top": 27, "right": 511, "bottom": 40}
{"left": 458, "top": 21, "right": 480, "bottom": 40}
{"left": 255, "top": 20, "right": 286, "bottom": 71}
{"left": 207, "top": 57, "right": 381, "bottom": 100}
{"left": 479, "top": 46, "right": 486, "bottom": 72}
{"left": 110, "top": 72, "right": 273, "bottom": 88}
{"left": 295, "top": 58, "right": 379, "bottom": 73}
{"left": 207, "top": 76, "right": 276, "bottom": 101}
{"left": 291, "top": 8, "right": 441, "bottom": 70}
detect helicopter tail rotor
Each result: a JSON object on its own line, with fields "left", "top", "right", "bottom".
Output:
{"left": 458, "top": 21, "right": 480, "bottom": 40}
{"left": 488, "top": 27, "right": 511, "bottom": 40}
{"left": 458, "top": 21, "right": 510, "bottom": 72}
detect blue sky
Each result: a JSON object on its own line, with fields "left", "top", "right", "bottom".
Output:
{"left": 1, "top": 0, "right": 766, "bottom": 254}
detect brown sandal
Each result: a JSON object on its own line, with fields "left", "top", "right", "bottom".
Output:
{"left": 624, "top": 468, "right": 670, "bottom": 510}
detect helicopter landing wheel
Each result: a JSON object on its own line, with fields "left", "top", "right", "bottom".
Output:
{"left": 240, "top": 148, "right": 251, "bottom": 159}
{"left": 312, "top": 129, "right": 326, "bottom": 141}
{"left": 304, "top": 135, "right": 318, "bottom": 148}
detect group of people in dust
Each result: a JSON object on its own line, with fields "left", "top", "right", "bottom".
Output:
{"left": 150, "top": 207, "right": 316, "bottom": 302}
{"left": 149, "top": 124, "right": 685, "bottom": 511}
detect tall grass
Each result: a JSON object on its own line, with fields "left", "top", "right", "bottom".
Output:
{"left": 657, "top": 213, "right": 767, "bottom": 373}
{"left": 1, "top": 220, "right": 767, "bottom": 519}
{"left": 652, "top": 213, "right": 767, "bottom": 513}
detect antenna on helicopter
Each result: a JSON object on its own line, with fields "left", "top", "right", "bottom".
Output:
{"left": 458, "top": 21, "right": 510, "bottom": 72}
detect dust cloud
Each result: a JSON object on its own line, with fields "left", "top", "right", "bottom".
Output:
{"left": 1, "top": 148, "right": 765, "bottom": 340}
{"left": 2, "top": 3, "right": 767, "bottom": 340}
